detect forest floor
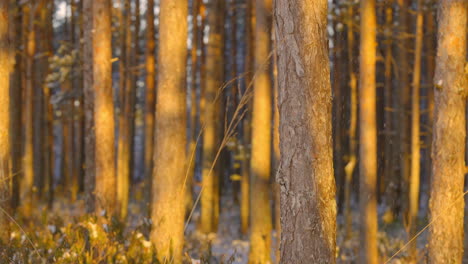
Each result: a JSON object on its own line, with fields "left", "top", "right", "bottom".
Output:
{"left": 1, "top": 185, "right": 467, "bottom": 264}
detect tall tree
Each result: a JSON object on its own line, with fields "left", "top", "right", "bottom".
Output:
{"left": 406, "top": 0, "right": 423, "bottom": 257}
{"left": 200, "top": 0, "right": 224, "bottom": 233}
{"left": 359, "top": 0, "right": 378, "bottom": 261}
{"left": 144, "top": 0, "right": 155, "bottom": 215}
{"left": 92, "top": 0, "right": 116, "bottom": 216}
{"left": 275, "top": 0, "right": 336, "bottom": 262}
{"left": 83, "top": 0, "right": 95, "bottom": 213}
{"left": 249, "top": 0, "right": 272, "bottom": 262}
{"left": 0, "top": 0, "right": 13, "bottom": 241}
{"left": 429, "top": 0, "right": 467, "bottom": 262}
{"left": 150, "top": 0, "right": 188, "bottom": 262}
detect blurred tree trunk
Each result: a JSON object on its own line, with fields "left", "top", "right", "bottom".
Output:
{"left": 83, "top": 0, "right": 95, "bottom": 213}
{"left": 200, "top": 0, "right": 224, "bottom": 234}
{"left": 92, "top": 0, "right": 116, "bottom": 216}
{"left": 396, "top": 0, "right": 411, "bottom": 221}
{"left": 240, "top": 0, "right": 253, "bottom": 235}
{"left": 117, "top": 0, "right": 132, "bottom": 221}
{"left": 248, "top": 0, "right": 273, "bottom": 262}
{"left": 406, "top": 0, "right": 423, "bottom": 258}
{"left": 429, "top": 0, "right": 466, "bottom": 262}
{"left": 343, "top": 0, "right": 357, "bottom": 239}
{"left": 11, "top": 0, "right": 23, "bottom": 211}
{"left": 144, "top": 0, "right": 155, "bottom": 216}
{"left": 275, "top": 0, "right": 336, "bottom": 262}
{"left": 359, "top": 0, "right": 378, "bottom": 262}
{"left": 0, "top": 0, "right": 13, "bottom": 242}
{"left": 21, "top": 2, "right": 36, "bottom": 217}
{"left": 150, "top": 0, "right": 188, "bottom": 262}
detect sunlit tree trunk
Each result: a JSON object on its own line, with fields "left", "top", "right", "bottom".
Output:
{"left": 83, "top": 0, "right": 95, "bottom": 214}
{"left": 272, "top": 23, "right": 280, "bottom": 263}
{"left": 359, "top": 0, "right": 378, "bottom": 262}
{"left": 406, "top": 0, "right": 423, "bottom": 258}
{"left": 144, "top": 0, "right": 155, "bottom": 216}
{"left": 429, "top": 0, "right": 467, "bottom": 262}
{"left": 150, "top": 0, "right": 188, "bottom": 262}
{"left": 240, "top": 0, "right": 254, "bottom": 235}
{"left": 21, "top": 2, "right": 36, "bottom": 217}
{"left": 200, "top": 0, "right": 224, "bottom": 234}
{"left": 275, "top": 0, "right": 336, "bottom": 262}
{"left": 0, "top": 0, "right": 13, "bottom": 241}
{"left": 248, "top": 0, "right": 272, "bottom": 262}
{"left": 343, "top": 0, "right": 357, "bottom": 239}
{"left": 92, "top": 0, "right": 116, "bottom": 216}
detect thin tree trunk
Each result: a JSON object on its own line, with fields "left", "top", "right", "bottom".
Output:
{"left": 428, "top": 0, "right": 466, "bottom": 261}
{"left": 240, "top": 0, "right": 253, "bottom": 235}
{"left": 359, "top": 0, "right": 378, "bottom": 262}
{"left": 248, "top": 0, "right": 273, "bottom": 262}
{"left": 150, "top": 0, "right": 188, "bottom": 262}
{"left": 0, "top": 0, "right": 13, "bottom": 241}
{"left": 92, "top": 0, "right": 116, "bottom": 216}
{"left": 144, "top": 0, "right": 155, "bottom": 216}
{"left": 10, "top": 0, "right": 23, "bottom": 211}
{"left": 83, "top": 0, "right": 95, "bottom": 214}
{"left": 200, "top": 0, "right": 224, "bottom": 234}
{"left": 275, "top": 1, "right": 336, "bottom": 262}
{"left": 406, "top": 0, "right": 423, "bottom": 258}
{"left": 343, "top": 0, "right": 357, "bottom": 239}
{"left": 21, "top": 2, "right": 36, "bottom": 217}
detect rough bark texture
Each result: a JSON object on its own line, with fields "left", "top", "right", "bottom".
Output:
{"left": 92, "top": 0, "right": 116, "bottom": 216}
{"left": 0, "top": 0, "right": 13, "bottom": 241}
{"left": 83, "top": 0, "right": 95, "bottom": 214}
{"left": 428, "top": 0, "right": 467, "bottom": 262}
{"left": 150, "top": 0, "right": 188, "bottom": 262}
{"left": 200, "top": 0, "right": 224, "bottom": 234}
{"left": 248, "top": 0, "right": 273, "bottom": 263}
{"left": 275, "top": 1, "right": 336, "bottom": 263}
{"left": 359, "top": 0, "right": 378, "bottom": 262}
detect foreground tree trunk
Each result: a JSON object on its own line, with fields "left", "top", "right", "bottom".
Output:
{"left": 248, "top": 0, "right": 272, "bottom": 262}
{"left": 275, "top": 1, "right": 336, "bottom": 262}
{"left": 200, "top": 0, "right": 224, "bottom": 234}
{"left": 150, "top": 0, "right": 188, "bottom": 262}
{"left": 429, "top": 0, "right": 467, "bottom": 262}
{"left": 359, "top": 0, "right": 378, "bottom": 262}
{"left": 92, "top": 0, "right": 116, "bottom": 216}
{"left": 0, "top": 0, "right": 13, "bottom": 241}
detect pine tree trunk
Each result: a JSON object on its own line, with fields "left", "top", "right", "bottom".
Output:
{"left": 200, "top": 0, "right": 224, "bottom": 234}
{"left": 92, "top": 0, "right": 116, "bottom": 216}
{"left": 144, "top": 0, "right": 156, "bottom": 216}
{"left": 0, "top": 0, "right": 13, "bottom": 241}
{"left": 275, "top": 1, "right": 336, "bottom": 262}
{"left": 407, "top": 0, "right": 423, "bottom": 258}
{"left": 359, "top": 0, "right": 378, "bottom": 262}
{"left": 83, "top": 0, "right": 95, "bottom": 214}
{"left": 150, "top": 0, "right": 188, "bottom": 262}
{"left": 429, "top": 0, "right": 467, "bottom": 262}
{"left": 248, "top": 0, "right": 273, "bottom": 262}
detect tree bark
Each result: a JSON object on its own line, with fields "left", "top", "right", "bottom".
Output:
{"left": 359, "top": 0, "right": 378, "bottom": 262}
{"left": 92, "top": 0, "right": 116, "bottom": 216}
{"left": 150, "top": 0, "right": 188, "bottom": 262}
{"left": 0, "top": 0, "right": 13, "bottom": 241}
{"left": 275, "top": 1, "right": 336, "bottom": 262}
{"left": 200, "top": 0, "right": 224, "bottom": 234}
{"left": 248, "top": 0, "right": 273, "bottom": 262}
{"left": 429, "top": 0, "right": 467, "bottom": 262}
